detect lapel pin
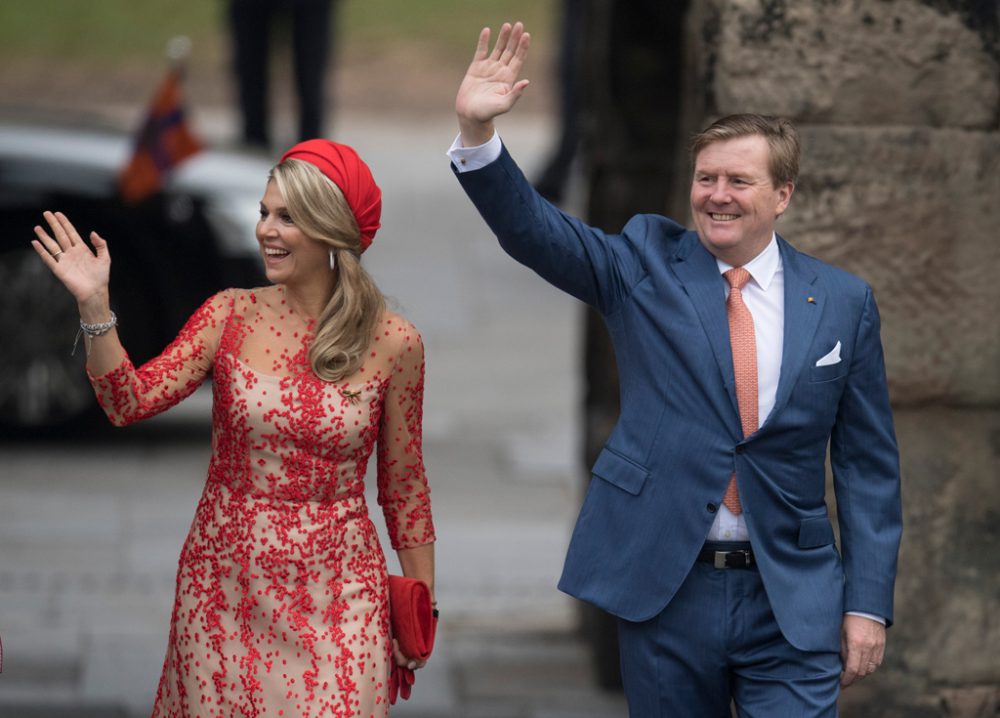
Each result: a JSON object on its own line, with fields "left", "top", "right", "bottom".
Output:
{"left": 807, "top": 296, "right": 816, "bottom": 304}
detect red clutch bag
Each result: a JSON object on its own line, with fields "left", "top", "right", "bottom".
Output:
{"left": 387, "top": 575, "right": 437, "bottom": 704}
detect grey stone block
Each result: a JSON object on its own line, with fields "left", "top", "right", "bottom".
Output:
{"left": 777, "top": 126, "right": 1000, "bottom": 405}
{"left": 889, "top": 408, "right": 1000, "bottom": 684}
{"left": 713, "top": 0, "right": 999, "bottom": 128}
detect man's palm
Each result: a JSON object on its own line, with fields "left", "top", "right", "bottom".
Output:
{"left": 455, "top": 23, "right": 531, "bottom": 124}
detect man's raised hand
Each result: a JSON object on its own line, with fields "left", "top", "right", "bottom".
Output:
{"left": 455, "top": 22, "right": 531, "bottom": 147}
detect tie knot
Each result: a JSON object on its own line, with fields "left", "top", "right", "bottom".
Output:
{"left": 724, "top": 267, "right": 752, "bottom": 291}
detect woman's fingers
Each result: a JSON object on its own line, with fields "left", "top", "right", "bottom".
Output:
{"left": 33, "top": 223, "right": 66, "bottom": 261}
{"left": 391, "top": 638, "right": 427, "bottom": 671}
{"left": 54, "top": 211, "right": 84, "bottom": 246}
{"left": 41, "top": 210, "right": 85, "bottom": 250}
{"left": 30, "top": 238, "right": 61, "bottom": 271}
{"left": 37, "top": 212, "right": 103, "bottom": 263}
{"left": 41, "top": 210, "right": 70, "bottom": 250}
{"left": 90, "top": 231, "right": 109, "bottom": 258}
{"left": 391, "top": 639, "right": 412, "bottom": 668}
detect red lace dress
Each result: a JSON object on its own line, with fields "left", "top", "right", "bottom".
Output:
{"left": 89, "top": 286, "right": 435, "bottom": 718}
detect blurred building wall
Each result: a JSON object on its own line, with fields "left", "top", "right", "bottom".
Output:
{"left": 580, "top": 0, "right": 1000, "bottom": 713}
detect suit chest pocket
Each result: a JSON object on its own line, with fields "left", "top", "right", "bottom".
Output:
{"left": 592, "top": 447, "right": 650, "bottom": 496}
{"left": 808, "top": 362, "right": 847, "bottom": 384}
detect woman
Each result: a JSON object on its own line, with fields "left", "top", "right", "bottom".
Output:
{"left": 32, "top": 140, "right": 435, "bottom": 717}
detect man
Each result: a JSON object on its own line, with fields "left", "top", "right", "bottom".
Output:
{"left": 229, "top": 0, "right": 337, "bottom": 149}
{"left": 449, "top": 22, "right": 903, "bottom": 717}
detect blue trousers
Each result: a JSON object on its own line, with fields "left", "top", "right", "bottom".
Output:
{"left": 617, "top": 561, "right": 841, "bottom": 717}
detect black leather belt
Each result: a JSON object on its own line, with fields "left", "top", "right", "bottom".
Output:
{"left": 697, "top": 543, "right": 755, "bottom": 569}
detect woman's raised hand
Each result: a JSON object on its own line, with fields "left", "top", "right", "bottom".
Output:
{"left": 455, "top": 22, "right": 531, "bottom": 147}
{"left": 32, "top": 211, "right": 111, "bottom": 309}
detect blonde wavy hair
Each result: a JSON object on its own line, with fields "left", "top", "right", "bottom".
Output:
{"left": 271, "top": 158, "right": 385, "bottom": 382}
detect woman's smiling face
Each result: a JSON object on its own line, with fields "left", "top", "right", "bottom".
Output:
{"left": 256, "top": 179, "right": 330, "bottom": 287}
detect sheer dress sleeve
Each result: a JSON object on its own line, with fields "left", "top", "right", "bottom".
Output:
{"left": 375, "top": 320, "right": 435, "bottom": 550}
{"left": 88, "top": 290, "right": 232, "bottom": 426}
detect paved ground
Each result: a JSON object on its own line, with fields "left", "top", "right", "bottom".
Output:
{"left": 0, "top": 104, "right": 628, "bottom": 717}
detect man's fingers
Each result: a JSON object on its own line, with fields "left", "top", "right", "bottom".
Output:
{"left": 839, "top": 644, "right": 861, "bottom": 687}
{"left": 473, "top": 27, "right": 490, "bottom": 60}
{"left": 491, "top": 22, "right": 512, "bottom": 60}
{"left": 512, "top": 29, "right": 531, "bottom": 65}
{"left": 508, "top": 33, "right": 531, "bottom": 79}
{"left": 500, "top": 22, "right": 523, "bottom": 63}
{"left": 508, "top": 79, "right": 531, "bottom": 105}
{"left": 840, "top": 651, "right": 866, "bottom": 687}
{"left": 840, "top": 614, "right": 886, "bottom": 688}
{"left": 841, "top": 646, "right": 883, "bottom": 688}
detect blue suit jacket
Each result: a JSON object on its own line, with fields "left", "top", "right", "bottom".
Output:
{"left": 454, "top": 145, "right": 902, "bottom": 653}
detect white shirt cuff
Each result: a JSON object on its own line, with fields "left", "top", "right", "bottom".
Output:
{"left": 447, "top": 131, "right": 502, "bottom": 172}
{"left": 846, "top": 611, "right": 886, "bottom": 625}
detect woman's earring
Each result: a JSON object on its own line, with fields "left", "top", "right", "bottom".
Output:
{"left": 329, "top": 250, "right": 336, "bottom": 271}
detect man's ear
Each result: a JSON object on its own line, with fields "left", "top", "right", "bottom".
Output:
{"left": 775, "top": 182, "right": 794, "bottom": 217}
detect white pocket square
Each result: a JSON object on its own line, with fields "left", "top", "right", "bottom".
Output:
{"left": 815, "top": 341, "right": 842, "bottom": 367}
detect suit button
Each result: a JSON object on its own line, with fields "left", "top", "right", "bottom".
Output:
{"left": 735, "top": 445, "right": 746, "bottom": 454}
{"left": 706, "top": 503, "right": 718, "bottom": 513}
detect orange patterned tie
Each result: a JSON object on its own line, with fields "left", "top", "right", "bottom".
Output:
{"left": 722, "top": 267, "right": 758, "bottom": 515}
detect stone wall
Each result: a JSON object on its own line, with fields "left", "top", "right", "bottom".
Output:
{"left": 680, "top": 0, "right": 1000, "bottom": 714}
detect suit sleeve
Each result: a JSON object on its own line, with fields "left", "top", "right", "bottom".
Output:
{"left": 453, "top": 144, "right": 649, "bottom": 315}
{"left": 830, "top": 287, "right": 903, "bottom": 625}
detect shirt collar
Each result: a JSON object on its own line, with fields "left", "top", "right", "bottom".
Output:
{"left": 716, "top": 233, "right": 781, "bottom": 291}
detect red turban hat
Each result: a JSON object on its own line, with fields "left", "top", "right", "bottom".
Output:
{"left": 279, "top": 139, "right": 382, "bottom": 252}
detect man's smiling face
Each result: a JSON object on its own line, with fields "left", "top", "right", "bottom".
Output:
{"left": 690, "top": 135, "right": 793, "bottom": 267}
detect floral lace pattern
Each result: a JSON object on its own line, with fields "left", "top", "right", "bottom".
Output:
{"left": 90, "top": 286, "right": 434, "bottom": 717}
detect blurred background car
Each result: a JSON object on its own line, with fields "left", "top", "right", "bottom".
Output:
{"left": 0, "top": 123, "right": 269, "bottom": 434}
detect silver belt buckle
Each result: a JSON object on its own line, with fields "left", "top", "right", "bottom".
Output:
{"left": 713, "top": 549, "right": 752, "bottom": 568}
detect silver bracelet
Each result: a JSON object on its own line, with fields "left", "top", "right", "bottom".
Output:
{"left": 80, "top": 312, "right": 118, "bottom": 336}
{"left": 72, "top": 311, "right": 118, "bottom": 357}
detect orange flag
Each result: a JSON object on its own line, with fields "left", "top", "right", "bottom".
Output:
{"left": 118, "top": 66, "right": 203, "bottom": 203}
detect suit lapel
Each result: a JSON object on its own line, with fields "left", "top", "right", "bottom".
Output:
{"left": 766, "top": 237, "right": 822, "bottom": 428}
{"left": 671, "top": 234, "right": 741, "bottom": 424}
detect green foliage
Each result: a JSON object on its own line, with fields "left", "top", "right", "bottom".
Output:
{"left": 341, "top": 0, "right": 554, "bottom": 61}
{"left": 0, "top": 0, "right": 554, "bottom": 66}
{"left": 0, "top": 0, "right": 221, "bottom": 63}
